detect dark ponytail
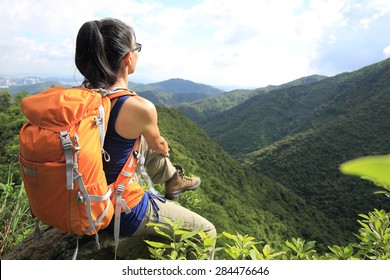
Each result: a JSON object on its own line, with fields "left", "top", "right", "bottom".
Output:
{"left": 75, "top": 18, "right": 135, "bottom": 89}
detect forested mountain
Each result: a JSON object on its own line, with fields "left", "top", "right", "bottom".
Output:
{"left": 201, "top": 59, "right": 390, "bottom": 157}
{"left": 132, "top": 78, "right": 224, "bottom": 106}
{"left": 198, "top": 58, "right": 390, "bottom": 239}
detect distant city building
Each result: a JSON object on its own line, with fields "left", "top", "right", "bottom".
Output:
{"left": 0, "top": 77, "right": 41, "bottom": 88}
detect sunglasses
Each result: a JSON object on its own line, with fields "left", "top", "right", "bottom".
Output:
{"left": 132, "top": 42, "right": 142, "bottom": 53}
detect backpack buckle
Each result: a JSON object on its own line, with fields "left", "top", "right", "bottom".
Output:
{"left": 77, "top": 191, "right": 84, "bottom": 204}
{"left": 116, "top": 183, "right": 125, "bottom": 195}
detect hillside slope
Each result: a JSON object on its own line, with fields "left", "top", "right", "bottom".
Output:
{"left": 216, "top": 58, "right": 390, "bottom": 237}
{"left": 202, "top": 59, "right": 390, "bottom": 157}
{"left": 132, "top": 78, "right": 224, "bottom": 106}
{"left": 156, "top": 106, "right": 352, "bottom": 249}
{"left": 246, "top": 112, "right": 390, "bottom": 235}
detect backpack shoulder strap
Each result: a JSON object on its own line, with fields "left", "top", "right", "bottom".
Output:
{"left": 108, "top": 89, "right": 138, "bottom": 100}
{"left": 111, "top": 136, "right": 140, "bottom": 259}
{"left": 94, "top": 88, "right": 138, "bottom": 100}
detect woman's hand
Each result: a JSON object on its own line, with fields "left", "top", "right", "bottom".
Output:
{"left": 159, "top": 136, "right": 170, "bottom": 157}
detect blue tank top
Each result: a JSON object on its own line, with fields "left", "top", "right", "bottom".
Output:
{"left": 103, "top": 95, "right": 148, "bottom": 235}
{"left": 103, "top": 95, "right": 136, "bottom": 184}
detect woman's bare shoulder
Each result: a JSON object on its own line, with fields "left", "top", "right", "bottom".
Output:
{"left": 123, "top": 95, "right": 156, "bottom": 119}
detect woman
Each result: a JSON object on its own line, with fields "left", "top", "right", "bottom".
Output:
{"left": 74, "top": 17, "right": 216, "bottom": 258}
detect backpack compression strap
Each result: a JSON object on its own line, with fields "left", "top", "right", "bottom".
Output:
{"left": 112, "top": 136, "right": 140, "bottom": 259}
{"left": 111, "top": 137, "right": 160, "bottom": 259}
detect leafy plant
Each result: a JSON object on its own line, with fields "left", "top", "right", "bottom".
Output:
{"left": 353, "top": 209, "right": 389, "bottom": 260}
{"left": 222, "top": 231, "right": 284, "bottom": 260}
{"left": 144, "top": 218, "right": 216, "bottom": 260}
{"left": 324, "top": 244, "right": 358, "bottom": 260}
{"left": 284, "top": 238, "right": 317, "bottom": 260}
{"left": 222, "top": 231, "right": 261, "bottom": 260}
{"left": 0, "top": 167, "right": 34, "bottom": 255}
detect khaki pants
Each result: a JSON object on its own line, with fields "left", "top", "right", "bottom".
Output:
{"left": 132, "top": 196, "right": 217, "bottom": 259}
{"left": 134, "top": 197, "right": 217, "bottom": 239}
{"left": 116, "top": 196, "right": 217, "bottom": 260}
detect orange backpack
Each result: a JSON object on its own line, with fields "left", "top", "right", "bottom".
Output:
{"left": 18, "top": 86, "right": 147, "bottom": 252}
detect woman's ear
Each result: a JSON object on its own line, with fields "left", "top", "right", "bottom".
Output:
{"left": 123, "top": 52, "right": 132, "bottom": 65}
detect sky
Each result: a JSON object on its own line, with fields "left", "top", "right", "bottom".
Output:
{"left": 1, "top": 0, "right": 390, "bottom": 89}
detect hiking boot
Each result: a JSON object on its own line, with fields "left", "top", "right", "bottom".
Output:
{"left": 164, "top": 165, "right": 201, "bottom": 199}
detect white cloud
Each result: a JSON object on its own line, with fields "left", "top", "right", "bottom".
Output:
{"left": 176, "top": 0, "right": 351, "bottom": 86}
{"left": 383, "top": 45, "right": 390, "bottom": 58}
{"left": 0, "top": 0, "right": 390, "bottom": 88}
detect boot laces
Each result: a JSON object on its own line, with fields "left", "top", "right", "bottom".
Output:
{"left": 177, "top": 169, "right": 193, "bottom": 182}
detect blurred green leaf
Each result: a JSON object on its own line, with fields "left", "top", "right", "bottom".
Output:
{"left": 340, "top": 155, "right": 390, "bottom": 186}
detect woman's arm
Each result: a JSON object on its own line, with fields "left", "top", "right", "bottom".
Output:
{"left": 139, "top": 102, "right": 170, "bottom": 156}
{"left": 115, "top": 95, "right": 170, "bottom": 156}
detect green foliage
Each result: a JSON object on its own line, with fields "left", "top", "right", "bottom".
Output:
{"left": 222, "top": 231, "right": 262, "bottom": 260}
{"left": 284, "top": 238, "right": 317, "bottom": 260}
{"left": 144, "top": 145, "right": 390, "bottom": 261}
{"left": 340, "top": 154, "right": 390, "bottom": 197}
{"left": 340, "top": 154, "right": 390, "bottom": 259}
{"left": 0, "top": 91, "right": 37, "bottom": 255}
{"left": 0, "top": 91, "right": 27, "bottom": 183}
{"left": 144, "top": 218, "right": 216, "bottom": 260}
{"left": 354, "top": 209, "right": 390, "bottom": 259}
{"left": 177, "top": 191, "right": 202, "bottom": 212}
{"left": 0, "top": 170, "right": 34, "bottom": 255}
{"left": 324, "top": 244, "right": 357, "bottom": 260}
{"left": 221, "top": 231, "right": 285, "bottom": 260}
{"left": 145, "top": 210, "right": 389, "bottom": 260}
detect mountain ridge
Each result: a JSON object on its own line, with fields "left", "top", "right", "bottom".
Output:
{"left": 133, "top": 78, "right": 223, "bottom": 95}
{"left": 176, "top": 74, "right": 327, "bottom": 124}
{"left": 198, "top": 58, "right": 390, "bottom": 239}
